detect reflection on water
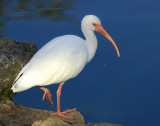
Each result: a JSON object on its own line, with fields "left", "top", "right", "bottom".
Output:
{"left": 0, "top": 0, "right": 77, "bottom": 36}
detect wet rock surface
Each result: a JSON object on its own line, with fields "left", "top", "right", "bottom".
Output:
{"left": 0, "top": 37, "right": 37, "bottom": 101}
{"left": 0, "top": 100, "right": 122, "bottom": 126}
{"left": 0, "top": 100, "right": 84, "bottom": 126}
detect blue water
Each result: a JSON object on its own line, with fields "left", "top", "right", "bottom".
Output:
{"left": 1, "top": 0, "right": 160, "bottom": 126}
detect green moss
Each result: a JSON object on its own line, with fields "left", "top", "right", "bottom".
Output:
{"left": 0, "top": 86, "right": 15, "bottom": 101}
{"left": 0, "top": 120, "right": 8, "bottom": 126}
{"left": 0, "top": 62, "right": 23, "bottom": 101}
{"left": 22, "top": 52, "right": 32, "bottom": 59}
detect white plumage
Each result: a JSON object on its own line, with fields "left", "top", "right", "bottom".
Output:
{"left": 12, "top": 35, "right": 88, "bottom": 92}
{"left": 11, "top": 15, "right": 120, "bottom": 118}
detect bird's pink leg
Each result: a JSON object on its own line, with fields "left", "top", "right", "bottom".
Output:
{"left": 38, "top": 86, "right": 54, "bottom": 107}
{"left": 51, "top": 83, "right": 76, "bottom": 119}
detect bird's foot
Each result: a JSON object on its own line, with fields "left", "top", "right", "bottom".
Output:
{"left": 39, "top": 86, "right": 54, "bottom": 107}
{"left": 50, "top": 108, "right": 77, "bottom": 119}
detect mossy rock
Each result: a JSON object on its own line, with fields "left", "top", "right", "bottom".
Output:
{"left": 0, "top": 37, "right": 37, "bottom": 101}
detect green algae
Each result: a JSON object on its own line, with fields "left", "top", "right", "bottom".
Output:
{"left": 0, "top": 62, "right": 23, "bottom": 101}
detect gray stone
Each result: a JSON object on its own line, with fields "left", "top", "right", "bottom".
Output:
{"left": 0, "top": 37, "right": 37, "bottom": 101}
{"left": 86, "top": 123, "right": 123, "bottom": 126}
{"left": 0, "top": 100, "right": 84, "bottom": 126}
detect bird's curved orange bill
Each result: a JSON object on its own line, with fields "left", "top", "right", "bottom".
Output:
{"left": 95, "top": 24, "right": 120, "bottom": 57}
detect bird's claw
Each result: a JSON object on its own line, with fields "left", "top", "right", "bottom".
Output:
{"left": 50, "top": 108, "right": 77, "bottom": 119}
{"left": 42, "top": 88, "right": 54, "bottom": 107}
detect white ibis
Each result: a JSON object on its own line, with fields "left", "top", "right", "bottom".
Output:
{"left": 11, "top": 15, "right": 120, "bottom": 119}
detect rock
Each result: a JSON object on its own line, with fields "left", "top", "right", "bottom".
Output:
{"left": 0, "top": 100, "right": 84, "bottom": 126}
{"left": 32, "top": 118, "right": 70, "bottom": 126}
{"left": 86, "top": 123, "right": 123, "bottom": 126}
{"left": 0, "top": 37, "right": 37, "bottom": 101}
{"left": 0, "top": 101, "right": 122, "bottom": 126}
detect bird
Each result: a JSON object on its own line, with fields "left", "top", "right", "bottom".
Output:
{"left": 11, "top": 15, "right": 120, "bottom": 119}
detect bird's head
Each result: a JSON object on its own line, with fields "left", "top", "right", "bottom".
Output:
{"left": 82, "top": 15, "right": 120, "bottom": 57}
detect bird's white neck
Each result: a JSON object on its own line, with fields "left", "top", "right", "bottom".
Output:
{"left": 82, "top": 29, "right": 98, "bottom": 63}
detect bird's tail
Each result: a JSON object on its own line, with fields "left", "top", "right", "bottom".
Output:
{"left": 11, "top": 82, "right": 25, "bottom": 93}
{"left": 11, "top": 73, "right": 34, "bottom": 93}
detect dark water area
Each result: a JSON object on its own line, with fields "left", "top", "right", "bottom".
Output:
{"left": 1, "top": 0, "right": 160, "bottom": 126}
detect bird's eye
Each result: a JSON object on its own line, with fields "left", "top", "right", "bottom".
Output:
{"left": 92, "top": 23, "right": 96, "bottom": 26}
